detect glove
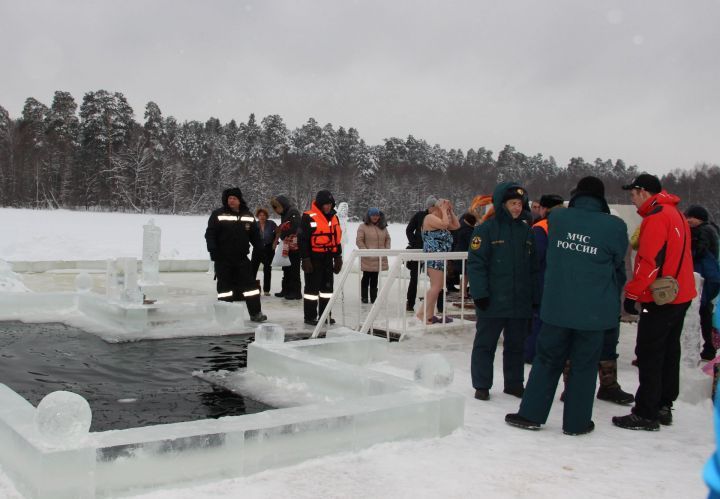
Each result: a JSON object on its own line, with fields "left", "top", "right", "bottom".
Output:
{"left": 474, "top": 297, "right": 490, "bottom": 311}
{"left": 209, "top": 251, "right": 217, "bottom": 262}
{"left": 333, "top": 257, "right": 343, "bottom": 274}
{"left": 623, "top": 298, "right": 638, "bottom": 315}
{"left": 302, "top": 258, "right": 313, "bottom": 273}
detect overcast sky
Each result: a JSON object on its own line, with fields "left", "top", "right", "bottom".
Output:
{"left": 1, "top": 0, "right": 718, "bottom": 175}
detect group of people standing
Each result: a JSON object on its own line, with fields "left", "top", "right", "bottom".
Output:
{"left": 461, "top": 173, "right": 711, "bottom": 435}
{"left": 204, "top": 187, "right": 391, "bottom": 327}
{"left": 205, "top": 173, "right": 717, "bottom": 435}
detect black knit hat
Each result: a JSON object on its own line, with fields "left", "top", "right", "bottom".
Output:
{"left": 685, "top": 205, "right": 709, "bottom": 223}
{"left": 501, "top": 186, "right": 526, "bottom": 203}
{"left": 572, "top": 176, "right": 605, "bottom": 200}
{"left": 315, "top": 190, "right": 335, "bottom": 207}
{"left": 539, "top": 194, "right": 564, "bottom": 209}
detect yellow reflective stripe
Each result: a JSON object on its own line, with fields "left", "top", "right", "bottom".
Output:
{"left": 217, "top": 215, "right": 239, "bottom": 221}
{"left": 243, "top": 289, "right": 260, "bottom": 297}
{"left": 319, "top": 292, "right": 333, "bottom": 299}
{"left": 303, "top": 294, "right": 319, "bottom": 301}
{"left": 217, "top": 291, "right": 233, "bottom": 298}
{"left": 240, "top": 216, "right": 255, "bottom": 222}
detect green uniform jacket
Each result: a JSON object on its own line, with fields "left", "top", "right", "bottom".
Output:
{"left": 540, "top": 195, "right": 628, "bottom": 330}
{"left": 468, "top": 181, "right": 539, "bottom": 319}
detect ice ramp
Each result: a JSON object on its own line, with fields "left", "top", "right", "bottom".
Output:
{"left": 0, "top": 329, "right": 464, "bottom": 498}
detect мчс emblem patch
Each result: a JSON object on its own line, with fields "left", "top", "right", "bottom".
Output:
{"left": 470, "top": 235, "right": 482, "bottom": 250}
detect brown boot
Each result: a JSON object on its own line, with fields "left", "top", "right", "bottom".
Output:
{"left": 596, "top": 360, "right": 634, "bottom": 405}
{"left": 559, "top": 361, "right": 570, "bottom": 402}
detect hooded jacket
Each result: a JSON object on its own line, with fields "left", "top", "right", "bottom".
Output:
{"left": 205, "top": 188, "right": 262, "bottom": 262}
{"left": 540, "top": 194, "right": 628, "bottom": 330}
{"left": 271, "top": 195, "right": 301, "bottom": 241}
{"left": 468, "top": 182, "right": 539, "bottom": 319}
{"left": 356, "top": 210, "right": 391, "bottom": 272}
{"left": 625, "top": 190, "right": 697, "bottom": 304}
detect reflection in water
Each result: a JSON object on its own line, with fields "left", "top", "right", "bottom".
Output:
{"left": 0, "top": 321, "right": 272, "bottom": 431}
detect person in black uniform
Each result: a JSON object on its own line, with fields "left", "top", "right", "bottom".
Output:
{"left": 205, "top": 187, "right": 267, "bottom": 322}
{"left": 299, "top": 190, "right": 343, "bottom": 326}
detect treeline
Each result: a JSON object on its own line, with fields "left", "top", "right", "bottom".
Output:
{"left": 0, "top": 89, "right": 717, "bottom": 221}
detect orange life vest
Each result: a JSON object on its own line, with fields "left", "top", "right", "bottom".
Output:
{"left": 533, "top": 218, "right": 549, "bottom": 235}
{"left": 305, "top": 202, "right": 342, "bottom": 253}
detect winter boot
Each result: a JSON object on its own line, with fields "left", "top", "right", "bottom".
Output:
{"left": 559, "top": 361, "right": 571, "bottom": 402}
{"left": 657, "top": 405, "right": 673, "bottom": 426}
{"left": 505, "top": 413, "right": 540, "bottom": 430}
{"left": 563, "top": 421, "right": 595, "bottom": 436}
{"left": 596, "top": 360, "right": 635, "bottom": 405}
{"left": 612, "top": 413, "right": 660, "bottom": 431}
{"left": 474, "top": 389, "right": 489, "bottom": 401}
{"left": 503, "top": 385, "right": 524, "bottom": 398}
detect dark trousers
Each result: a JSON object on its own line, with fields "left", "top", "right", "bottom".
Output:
{"left": 633, "top": 301, "right": 691, "bottom": 419}
{"left": 281, "top": 251, "right": 302, "bottom": 297}
{"left": 601, "top": 326, "right": 620, "bottom": 361}
{"left": 471, "top": 317, "right": 528, "bottom": 390}
{"left": 701, "top": 301, "right": 717, "bottom": 354}
{"left": 361, "top": 271, "right": 379, "bottom": 303}
{"left": 251, "top": 243, "right": 274, "bottom": 292}
{"left": 215, "top": 258, "right": 261, "bottom": 316}
{"left": 524, "top": 311, "right": 542, "bottom": 363}
{"left": 519, "top": 324, "right": 603, "bottom": 433}
{"left": 303, "top": 254, "right": 334, "bottom": 321}
{"left": 406, "top": 261, "right": 442, "bottom": 311}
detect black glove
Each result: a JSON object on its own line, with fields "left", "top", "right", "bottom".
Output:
{"left": 209, "top": 250, "right": 217, "bottom": 262}
{"left": 302, "top": 258, "right": 313, "bottom": 273}
{"left": 623, "top": 297, "right": 638, "bottom": 315}
{"left": 474, "top": 297, "right": 490, "bottom": 311}
{"left": 333, "top": 256, "right": 343, "bottom": 274}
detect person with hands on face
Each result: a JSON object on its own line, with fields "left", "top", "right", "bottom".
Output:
{"left": 416, "top": 198, "right": 460, "bottom": 324}
{"left": 468, "top": 182, "right": 539, "bottom": 401}
{"left": 299, "top": 190, "right": 343, "bottom": 326}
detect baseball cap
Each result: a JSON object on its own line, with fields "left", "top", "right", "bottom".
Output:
{"left": 621, "top": 173, "right": 662, "bottom": 194}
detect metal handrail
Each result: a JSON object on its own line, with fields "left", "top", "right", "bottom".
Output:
{"left": 311, "top": 249, "right": 470, "bottom": 339}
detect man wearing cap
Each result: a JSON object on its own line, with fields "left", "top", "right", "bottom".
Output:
{"left": 524, "top": 194, "right": 564, "bottom": 364}
{"left": 469, "top": 181, "right": 538, "bottom": 401}
{"left": 505, "top": 176, "right": 628, "bottom": 435}
{"left": 613, "top": 173, "right": 696, "bottom": 431}
{"left": 405, "top": 195, "right": 438, "bottom": 312}
{"left": 205, "top": 187, "right": 267, "bottom": 322}
{"left": 299, "top": 190, "right": 343, "bottom": 326}
{"left": 685, "top": 204, "right": 720, "bottom": 360}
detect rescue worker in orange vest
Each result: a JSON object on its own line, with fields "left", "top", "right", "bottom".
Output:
{"left": 299, "top": 190, "right": 343, "bottom": 326}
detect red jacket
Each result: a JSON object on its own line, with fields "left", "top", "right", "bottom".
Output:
{"left": 625, "top": 190, "right": 697, "bottom": 304}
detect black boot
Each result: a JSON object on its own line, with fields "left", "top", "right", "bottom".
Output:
{"left": 303, "top": 296, "right": 318, "bottom": 324}
{"left": 612, "top": 413, "right": 660, "bottom": 431}
{"left": 505, "top": 413, "right": 540, "bottom": 430}
{"left": 597, "top": 360, "right": 635, "bottom": 405}
{"left": 563, "top": 421, "right": 595, "bottom": 436}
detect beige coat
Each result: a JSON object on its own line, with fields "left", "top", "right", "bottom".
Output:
{"left": 356, "top": 222, "right": 391, "bottom": 272}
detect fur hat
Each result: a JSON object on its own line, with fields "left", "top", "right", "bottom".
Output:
{"left": 539, "top": 194, "right": 564, "bottom": 209}
{"left": 501, "top": 186, "right": 526, "bottom": 203}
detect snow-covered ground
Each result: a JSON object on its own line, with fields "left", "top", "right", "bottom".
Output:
{"left": 0, "top": 208, "right": 410, "bottom": 262}
{"left": 0, "top": 208, "right": 714, "bottom": 498}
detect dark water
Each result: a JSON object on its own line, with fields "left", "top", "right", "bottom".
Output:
{"left": 0, "top": 321, "right": 274, "bottom": 432}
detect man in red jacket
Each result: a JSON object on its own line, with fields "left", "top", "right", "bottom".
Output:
{"left": 613, "top": 174, "right": 696, "bottom": 431}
